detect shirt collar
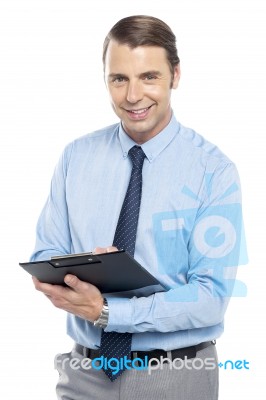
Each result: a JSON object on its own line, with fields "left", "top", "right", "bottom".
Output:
{"left": 118, "top": 113, "right": 180, "bottom": 163}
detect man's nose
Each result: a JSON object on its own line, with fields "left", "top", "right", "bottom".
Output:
{"left": 126, "top": 80, "right": 143, "bottom": 103}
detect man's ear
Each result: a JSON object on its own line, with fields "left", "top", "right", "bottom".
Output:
{"left": 172, "top": 64, "right": 181, "bottom": 89}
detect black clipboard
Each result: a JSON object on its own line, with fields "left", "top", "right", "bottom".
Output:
{"left": 19, "top": 250, "right": 166, "bottom": 294}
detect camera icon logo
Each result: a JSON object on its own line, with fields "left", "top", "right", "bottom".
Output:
{"left": 152, "top": 202, "right": 247, "bottom": 299}
{"left": 193, "top": 215, "right": 236, "bottom": 259}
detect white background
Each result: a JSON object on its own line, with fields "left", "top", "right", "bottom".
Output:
{"left": 0, "top": 0, "right": 265, "bottom": 398}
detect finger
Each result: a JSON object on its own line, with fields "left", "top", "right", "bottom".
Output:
{"left": 64, "top": 274, "right": 86, "bottom": 292}
{"left": 32, "top": 276, "right": 65, "bottom": 296}
{"left": 93, "top": 247, "right": 107, "bottom": 254}
{"left": 106, "top": 246, "right": 118, "bottom": 253}
{"left": 32, "top": 276, "right": 40, "bottom": 285}
{"left": 93, "top": 246, "right": 118, "bottom": 254}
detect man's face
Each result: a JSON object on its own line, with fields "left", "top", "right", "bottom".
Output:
{"left": 104, "top": 40, "right": 180, "bottom": 144}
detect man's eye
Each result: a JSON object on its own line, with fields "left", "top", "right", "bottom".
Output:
{"left": 145, "top": 75, "right": 156, "bottom": 80}
{"left": 113, "top": 77, "right": 125, "bottom": 83}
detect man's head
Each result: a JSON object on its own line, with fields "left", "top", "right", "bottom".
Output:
{"left": 103, "top": 15, "right": 180, "bottom": 84}
{"left": 103, "top": 16, "right": 181, "bottom": 144}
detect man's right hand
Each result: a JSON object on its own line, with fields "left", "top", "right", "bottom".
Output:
{"left": 93, "top": 246, "right": 119, "bottom": 254}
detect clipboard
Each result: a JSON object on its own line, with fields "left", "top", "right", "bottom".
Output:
{"left": 19, "top": 250, "right": 166, "bottom": 294}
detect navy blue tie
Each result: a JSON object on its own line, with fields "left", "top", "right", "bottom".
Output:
{"left": 100, "top": 146, "right": 146, "bottom": 381}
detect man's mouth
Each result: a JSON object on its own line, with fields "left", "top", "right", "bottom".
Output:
{"left": 128, "top": 107, "right": 149, "bottom": 114}
{"left": 125, "top": 105, "right": 154, "bottom": 119}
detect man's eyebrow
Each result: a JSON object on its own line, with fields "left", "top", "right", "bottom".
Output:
{"left": 107, "top": 71, "right": 162, "bottom": 80}
{"left": 139, "top": 70, "right": 162, "bottom": 78}
{"left": 107, "top": 73, "right": 127, "bottom": 80}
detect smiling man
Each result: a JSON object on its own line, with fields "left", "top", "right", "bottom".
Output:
{"left": 30, "top": 15, "right": 245, "bottom": 400}
{"left": 105, "top": 40, "right": 180, "bottom": 143}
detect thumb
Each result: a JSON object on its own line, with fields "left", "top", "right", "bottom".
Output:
{"left": 64, "top": 274, "right": 81, "bottom": 289}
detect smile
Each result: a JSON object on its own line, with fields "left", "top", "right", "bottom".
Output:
{"left": 128, "top": 107, "right": 150, "bottom": 114}
{"left": 124, "top": 105, "right": 154, "bottom": 120}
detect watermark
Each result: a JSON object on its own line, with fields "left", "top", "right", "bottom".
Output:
{"left": 55, "top": 354, "right": 217, "bottom": 377}
{"left": 218, "top": 359, "right": 250, "bottom": 370}
{"left": 54, "top": 353, "right": 250, "bottom": 375}
{"left": 55, "top": 354, "right": 250, "bottom": 376}
{"left": 152, "top": 178, "right": 248, "bottom": 301}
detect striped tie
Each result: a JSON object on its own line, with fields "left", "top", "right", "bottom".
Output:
{"left": 100, "top": 145, "right": 146, "bottom": 381}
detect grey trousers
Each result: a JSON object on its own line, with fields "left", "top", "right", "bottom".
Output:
{"left": 55, "top": 344, "right": 219, "bottom": 400}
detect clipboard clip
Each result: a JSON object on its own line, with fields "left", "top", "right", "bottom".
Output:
{"left": 50, "top": 252, "right": 100, "bottom": 267}
{"left": 51, "top": 251, "right": 93, "bottom": 260}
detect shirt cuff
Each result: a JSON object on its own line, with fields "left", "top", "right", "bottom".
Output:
{"left": 104, "top": 297, "right": 133, "bottom": 332}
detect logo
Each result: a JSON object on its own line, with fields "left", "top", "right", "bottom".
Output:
{"left": 152, "top": 178, "right": 248, "bottom": 301}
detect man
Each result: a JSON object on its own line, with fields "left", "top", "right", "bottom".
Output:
{"left": 31, "top": 15, "right": 245, "bottom": 399}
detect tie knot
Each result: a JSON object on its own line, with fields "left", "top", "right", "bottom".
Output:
{"left": 128, "top": 146, "right": 145, "bottom": 170}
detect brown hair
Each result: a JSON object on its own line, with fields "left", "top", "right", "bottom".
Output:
{"left": 102, "top": 15, "right": 180, "bottom": 75}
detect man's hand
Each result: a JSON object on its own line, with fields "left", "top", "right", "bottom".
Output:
{"left": 32, "top": 246, "right": 118, "bottom": 321}
{"left": 93, "top": 246, "right": 118, "bottom": 254}
{"left": 32, "top": 275, "right": 103, "bottom": 322}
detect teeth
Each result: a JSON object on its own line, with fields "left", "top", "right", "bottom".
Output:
{"left": 130, "top": 108, "right": 149, "bottom": 114}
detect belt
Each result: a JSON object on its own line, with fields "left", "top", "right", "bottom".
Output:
{"left": 74, "top": 340, "right": 215, "bottom": 363}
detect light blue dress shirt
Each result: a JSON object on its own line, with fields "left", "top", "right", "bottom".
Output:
{"left": 30, "top": 114, "right": 246, "bottom": 351}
